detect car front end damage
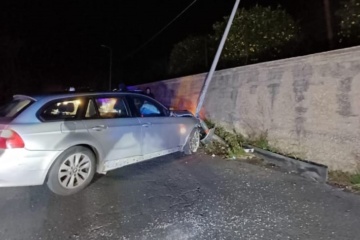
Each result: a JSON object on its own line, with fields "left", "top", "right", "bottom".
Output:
{"left": 170, "top": 110, "right": 215, "bottom": 144}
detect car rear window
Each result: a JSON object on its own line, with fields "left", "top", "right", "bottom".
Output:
{"left": 0, "top": 98, "right": 33, "bottom": 119}
{"left": 39, "top": 98, "right": 82, "bottom": 121}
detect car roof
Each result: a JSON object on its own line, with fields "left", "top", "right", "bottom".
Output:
{"left": 15, "top": 91, "right": 145, "bottom": 102}
{"left": 13, "top": 91, "right": 166, "bottom": 111}
{"left": 10, "top": 91, "right": 168, "bottom": 124}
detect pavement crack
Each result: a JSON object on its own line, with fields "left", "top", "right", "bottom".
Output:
{"left": 179, "top": 186, "right": 201, "bottom": 197}
{"left": 89, "top": 223, "right": 113, "bottom": 232}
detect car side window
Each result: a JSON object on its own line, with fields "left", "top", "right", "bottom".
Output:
{"left": 94, "top": 97, "right": 130, "bottom": 119}
{"left": 40, "top": 98, "right": 82, "bottom": 121}
{"left": 130, "top": 96, "right": 165, "bottom": 117}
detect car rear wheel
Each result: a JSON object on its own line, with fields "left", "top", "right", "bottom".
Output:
{"left": 184, "top": 128, "right": 200, "bottom": 155}
{"left": 47, "top": 146, "right": 96, "bottom": 196}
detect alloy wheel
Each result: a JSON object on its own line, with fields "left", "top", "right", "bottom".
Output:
{"left": 190, "top": 129, "right": 200, "bottom": 152}
{"left": 58, "top": 153, "right": 92, "bottom": 189}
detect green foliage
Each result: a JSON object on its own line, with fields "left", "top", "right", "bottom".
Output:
{"left": 202, "top": 121, "right": 247, "bottom": 159}
{"left": 202, "top": 120, "right": 253, "bottom": 158}
{"left": 329, "top": 170, "right": 360, "bottom": 191}
{"left": 247, "top": 131, "right": 272, "bottom": 151}
{"left": 212, "top": 5, "right": 299, "bottom": 66}
{"left": 336, "top": 0, "right": 360, "bottom": 43}
{"left": 215, "top": 126, "right": 246, "bottom": 158}
{"left": 168, "top": 5, "right": 300, "bottom": 76}
{"left": 168, "top": 35, "right": 210, "bottom": 76}
{"left": 202, "top": 119, "right": 304, "bottom": 161}
{"left": 350, "top": 173, "right": 360, "bottom": 185}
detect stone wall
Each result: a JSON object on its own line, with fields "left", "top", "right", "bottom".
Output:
{"left": 137, "top": 46, "right": 360, "bottom": 172}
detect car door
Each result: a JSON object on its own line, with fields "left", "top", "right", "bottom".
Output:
{"left": 127, "top": 94, "right": 182, "bottom": 158}
{"left": 82, "top": 95, "right": 142, "bottom": 170}
{"left": 23, "top": 97, "right": 89, "bottom": 151}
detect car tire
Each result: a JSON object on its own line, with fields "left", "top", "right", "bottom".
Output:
{"left": 47, "top": 146, "right": 96, "bottom": 196}
{"left": 184, "top": 128, "right": 200, "bottom": 155}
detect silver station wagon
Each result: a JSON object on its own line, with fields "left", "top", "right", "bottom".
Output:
{"left": 0, "top": 92, "right": 201, "bottom": 195}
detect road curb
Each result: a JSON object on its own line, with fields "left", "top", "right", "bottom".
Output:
{"left": 245, "top": 145, "right": 328, "bottom": 183}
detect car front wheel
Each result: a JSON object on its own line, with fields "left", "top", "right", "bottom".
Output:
{"left": 184, "top": 128, "right": 200, "bottom": 155}
{"left": 47, "top": 146, "right": 96, "bottom": 196}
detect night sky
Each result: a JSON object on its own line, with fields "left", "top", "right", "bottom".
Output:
{"left": 0, "top": 0, "right": 341, "bottom": 95}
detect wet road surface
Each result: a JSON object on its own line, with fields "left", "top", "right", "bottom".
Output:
{"left": 1, "top": 152, "right": 360, "bottom": 240}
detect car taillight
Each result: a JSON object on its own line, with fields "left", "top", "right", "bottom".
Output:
{"left": 0, "top": 130, "right": 25, "bottom": 149}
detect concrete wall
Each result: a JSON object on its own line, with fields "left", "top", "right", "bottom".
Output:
{"left": 137, "top": 46, "right": 360, "bottom": 172}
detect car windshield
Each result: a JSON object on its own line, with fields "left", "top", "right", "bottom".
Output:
{"left": 0, "top": 98, "right": 33, "bottom": 119}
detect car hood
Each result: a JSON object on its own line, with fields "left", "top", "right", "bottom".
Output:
{"left": 171, "top": 110, "right": 194, "bottom": 117}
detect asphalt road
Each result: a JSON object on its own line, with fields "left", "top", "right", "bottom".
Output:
{"left": 1, "top": 152, "right": 360, "bottom": 240}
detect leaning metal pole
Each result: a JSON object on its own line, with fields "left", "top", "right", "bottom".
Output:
{"left": 196, "top": 0, "right": 241, "bottom": 144}
{"left": 195, "top": 0, "right": 241, "bottom": 118}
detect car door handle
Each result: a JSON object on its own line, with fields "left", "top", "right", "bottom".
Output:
{"left": 91, "top": 125, "right": 108, "bottom": 131}
{"left": 142, "top": 122, "right": 152, "bottom": 127}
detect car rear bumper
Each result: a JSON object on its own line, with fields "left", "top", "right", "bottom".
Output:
{"left": 0, "top": 149, "right": 60, "bottom": 187}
